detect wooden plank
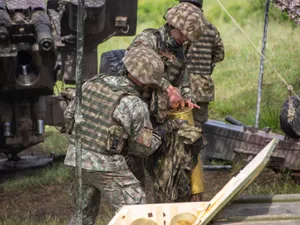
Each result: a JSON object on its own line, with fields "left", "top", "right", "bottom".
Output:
{"left": 193, "top": 138, "right": 278, "bottom": 225}
{"left": 108, "top": 139, "right": 278, "bottom": 225}
{"left": 214, "top": 219, "right": 300, "bottom": 225}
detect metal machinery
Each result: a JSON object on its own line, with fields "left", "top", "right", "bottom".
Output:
{"left": 0, "top": 0, "right": 138, "bottom": 160}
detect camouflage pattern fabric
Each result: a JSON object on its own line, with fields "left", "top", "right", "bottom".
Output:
{"left": 129, "top": 25, "right": 195, "bottom": 123}
{"left": 64, "top": 75, "right": 162, "bottom": 172}
{"left": 186, "top": 21, "right": 224, "bottom": 102}
{"left": 122, "top": 46, "right": 164, "bottom": 86}
{"left": 180, "top": 0, "right": 203, "bottom": 7}
{"left": 164, "top": 2, "right": 206, "bottom": 42}
{"left": 68, "top": 168, "right": 146, "bottom": 225}
{"left": 48, "top": 9, "right": 62, "bottom": 45}
{"left": 70, "top": 0, "right": 106, "bottom": 8}
{"left": 149, "top": 123, "right": 202, "bottom": 203}
{"left": 193, "top": 102, "right": 209, "bottom": 128}
{"left": 274, "top": 0, "right": 300, "bottom": 24}
{"left": 4, "top": 0, "right": 46, "bottom": 10}
{"left": 186, "top": 22, "right": 224, "bottom": 76}
{"left": 190, "top": 74, "right": 214, "bottom": 103}
{"left": 31, "top": 10, "right": 52, "bottom": 26}
{"left": 129, "top": 25, "right": 193, "bottom": 100}
{"left": 150, "top": 89, "right": 170, "bottom": 124}
{"left": 68, "top": 75, "right": 129, "bottom": 155}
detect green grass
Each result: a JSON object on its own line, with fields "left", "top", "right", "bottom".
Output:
{"left": 1, "top": 163, "right": 70, "bottom": 193}
{"left": 41, "top": 127, "right": 68, "bottom": 155}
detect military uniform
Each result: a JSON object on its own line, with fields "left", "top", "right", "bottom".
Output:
{"left": 64, "top": 46, "right": 165, "bottom": 225}
{"left": 186, "top": 21, "right": 224, "bottom": 128}
{"left": 128, "top": 2, "right": 206, "bottom": 123}
{"left": 123, "top": 2, "right": 207, "bottom": 203}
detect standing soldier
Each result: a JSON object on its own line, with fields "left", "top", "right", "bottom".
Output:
{"left": 64, "top": 46, "right": 186, "bottom": 225}
{"left": 180, "top": 0, "right": 225, "bottom": 201}
{"left": 127, "top": 2, "right": 206, "bottom": 122}
{"left": 126, "top": 2, "right": 208, "bottom": 203}
{"left": 180, "top": 0, "right": 225, "bottom": 128}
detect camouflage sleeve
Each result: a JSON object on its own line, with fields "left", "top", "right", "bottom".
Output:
{"left": 129, "top": 31, "right": 159, "bottom": 52}
{"left": 160, "top": 76, "right": 171, "bottom": 91}
{"left": 113, "top": 96, "right": 162, "bottom": 157}
{"left": 129, "top": 31, "right": 171, "bottom": 91}
{"left": 180, "top": 67, "right": 195, "bottom": 102}
{"left": 64, "top": 99, "right": 75, "bottom": 121}
{"left": 212, "top": 28, "right": 225, "bottom": 64}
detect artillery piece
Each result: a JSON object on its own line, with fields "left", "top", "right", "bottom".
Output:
{"left": 0, "top": 0, "right": 138, "bottom": 165}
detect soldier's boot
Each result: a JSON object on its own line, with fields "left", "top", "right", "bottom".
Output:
{"left": 190, "top": 154, "right": 205, "bottom": 202}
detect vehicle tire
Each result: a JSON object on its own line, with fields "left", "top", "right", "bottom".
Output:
{"left": 99, "top": 49, "right": 126, "bottom": 76}
{"left": 280, "top": 95, "right": 300, "bottom": 139}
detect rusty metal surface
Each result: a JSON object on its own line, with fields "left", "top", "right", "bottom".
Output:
{"left": 213, "top": 194, "right": 300, "bottom": 225}
{"left": 203, "top": 120, "right": 300, "bottom": 171}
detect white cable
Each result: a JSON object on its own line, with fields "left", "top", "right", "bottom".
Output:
{"left": 216, "top": 0, "right": 300, "bottom": 100}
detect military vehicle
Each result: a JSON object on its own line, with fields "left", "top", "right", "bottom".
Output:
{"left": 0, "top": 0, "right": 138, "bottom": 163}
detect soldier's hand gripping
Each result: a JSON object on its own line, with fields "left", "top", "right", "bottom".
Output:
{"left": 167, "top": 85, "right": 183, "bottom": 106}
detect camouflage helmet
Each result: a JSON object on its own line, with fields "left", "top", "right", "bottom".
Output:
{"left": 179, "top": 0, "right": 203, "bottom": 8}
{"left": 122, "top": 46, "right": 164, "bottom": 86}
{"left": 165, "top": 2, "right": 205, "bottom": 42}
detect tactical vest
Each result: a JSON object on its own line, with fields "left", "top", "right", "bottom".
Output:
{"left": 70, "top": 78, "right": 128, "bottom": 155}
{"left": 186, "top": 25, "right": 217, "bottom": 76}
{"left": 146, "top": 28, "right": 187, "bottom": 87}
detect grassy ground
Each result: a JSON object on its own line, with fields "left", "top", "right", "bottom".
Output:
{"left": 2, "top": 0, "right": 300, "bottom": 224}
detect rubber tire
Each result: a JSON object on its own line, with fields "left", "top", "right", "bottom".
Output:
{"left": 99, "top": 49, "right": 126, "bottom": 76}
{"left": 279, "top": 95, "right": 300, "bottom": 139}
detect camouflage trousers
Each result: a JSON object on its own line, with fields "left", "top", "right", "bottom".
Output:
{"left": 68, "top": 168, "right": 146, "bottom": 225}
{"left": 193, "top": 102, "right": 209, "bottom": 129}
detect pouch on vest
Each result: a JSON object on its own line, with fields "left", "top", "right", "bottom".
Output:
{"left": 106, "top": 125, "right": 128, "bottom": 154}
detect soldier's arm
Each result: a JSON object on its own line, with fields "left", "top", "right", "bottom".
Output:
{"left": 129, "top": 31, "right": 159, "bottom": 52}
{"left": 180, "top": 67, "right": 195, "bottom": 102}
{"left": 212, "top": 28, "right": 225, "bottom": 64}
{"left": 113, "top": 96, "right": 162, "bottom": 157}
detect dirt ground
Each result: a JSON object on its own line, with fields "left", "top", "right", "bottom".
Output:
{"left": 0, "top": 167, "right": 234, "bottom": 224}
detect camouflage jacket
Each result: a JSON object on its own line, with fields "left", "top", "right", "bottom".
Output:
{"left": 274, "top": 0, "right": 300, "bottom": 24}
{"left": 64, "top": 74, "right": 162, "bottom": 172}
{"left": 186, "top": 21, "right": 224, "bottom": 102}
{"left": 0, "top": 0, "right": 46, "bottom": 10}
{"left": 128, "top": 24, "right": 194, "bottom": 101}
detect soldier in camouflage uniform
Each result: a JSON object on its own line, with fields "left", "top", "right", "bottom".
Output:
{"left": 180, "top": 0, "right": 225, "bottom": 128}
{"left": 127, "top": 2, "right": 207, "bottom": 123}
{"left": 64, "top": 46, "right": 186, "bottom": 225}
{"left": 178, "top": 0, "right": 224, "bottom": 202}
{"left": 124, "top": 2, "right": 208, "bottom": 204}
